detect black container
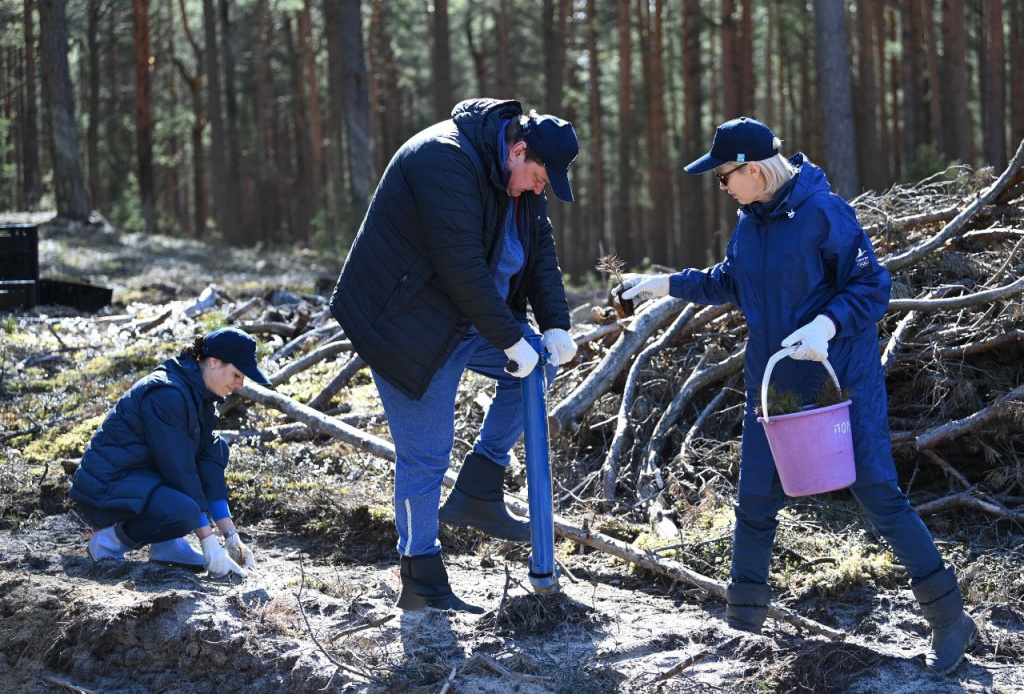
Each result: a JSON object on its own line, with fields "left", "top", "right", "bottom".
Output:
{"left": 0, "top": 280, "right": 38, "bottom": 310}
{"left": 0, "top": 225, "right": 40, "bottom": 281}
{"left": 39, "top": 279, "right": 113, "bottom": 312}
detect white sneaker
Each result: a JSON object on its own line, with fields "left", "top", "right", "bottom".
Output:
{"left": 149, "top": 537, "right": 205, "bottom": 569}
{"left": 87, "top": 526, "right": 132, "bottom": 561}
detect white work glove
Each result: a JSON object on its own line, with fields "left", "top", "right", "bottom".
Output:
{"left": 225, "top": 532, "right": 255, "bottom": 569}
{"left": 503, "top": 337, "right": 539, "bottom": 378}
{"left": 619, "top": 274, "right": 672, "bottom": 302}
{"left": 541, "top": 328, "right": 577, "bottom": 366}
{"left": 200, "top": 534, "right": 247, "bottom": 578}
{"left": 780, "top": 315, "right": 836, "bottom": 362}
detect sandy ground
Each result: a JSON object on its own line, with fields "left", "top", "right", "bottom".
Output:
{"left": 0, "top": 511, "right": 1020, "bottom": 694}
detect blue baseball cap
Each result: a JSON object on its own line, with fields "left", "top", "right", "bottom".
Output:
{"left": 523, "top": 114, "right": 579, "bottom": 202}
{"left": 202, "top": 327, "right": 272, "bottom": 386}
{"left": 684, "top": 117, "right": 778, "bottom": 174}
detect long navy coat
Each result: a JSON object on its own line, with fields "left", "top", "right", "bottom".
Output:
{"left": 70, "top": 356, "right": 229, "bottom": 514}
{"left": 330, "top": 98, "right": 570, "bottom": 400}
{"left": 671, "top": 156, "right": 896, "bottom": 495}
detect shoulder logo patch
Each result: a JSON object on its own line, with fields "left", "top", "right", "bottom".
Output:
{"left": 856, "top": 247, "right": 870, "bottom": 268}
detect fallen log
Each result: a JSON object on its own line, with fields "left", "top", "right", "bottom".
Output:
{"left": 236, "top": 383, "right": 394, "bottom": 459}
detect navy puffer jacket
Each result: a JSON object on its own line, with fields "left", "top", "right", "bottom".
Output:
{"left": 69, "top": 356, "right": 229, "bottom": 514}
{"left": 670, "top": 156, "right": 896, "bottom": 495}
{"left": 330, "top": 98, "right": 570, "bottom": 400}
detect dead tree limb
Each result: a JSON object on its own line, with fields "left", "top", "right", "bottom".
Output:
{"left": 881, "top": 309, "right": 921, "bottom": 376}
{"left": 915, "top": 491, "right": 1024, "bottom": 523}
{"left": 308, "top": 355, "right": 367, "bottom": 411}
{"left": 883, "top": 136, "right": 1024, "bottom": 271}
{"left": 573, "top": 322, "right": 622, "bottom": 348}
{"left": 925, "top": 330, "right": 1024, "bottom": 359}
{"left": 236, "top": 383, "right": 394, "bottom": 459}
{"left": 642, "top": 349, "right": 746, "bottom": 479}
{"left": 268, "top": 340, "right": 352, "bottom": 386}
{"left": 888, "top": 274, "right": 1024, "bottom": 312}
{"left": 600, "top": 303, "right": 700, "bottom": 508}
{"left": 920, "top": 449, "right": 971, "bottom": 488}
{"left": 679, "top": 383, "right": 736, "bottom": 465}
{"left": 549, "top": 297, "right": 688, "bottom": 437}
{"left": 915, "top": 383, "right": 1024, "bottom": 449}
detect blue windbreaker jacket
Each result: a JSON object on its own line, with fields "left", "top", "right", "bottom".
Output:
{"left": 670, "top": 155, "right": 897, "bottom": 495}
{"left": 69, "top": 356, "right": 230, "bottom": 514}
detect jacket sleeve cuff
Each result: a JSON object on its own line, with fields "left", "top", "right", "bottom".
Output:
{"left": 821, "top": 310, "right": 841, "bottom": 336}
{"left": 194, "top": 513, "right": 211, "bottom": 531}
{"left": 669, "top": 273, "right": 687, "bottom": 298}
{"left": 209, "top": 499, "right": 231, "bottom": 521}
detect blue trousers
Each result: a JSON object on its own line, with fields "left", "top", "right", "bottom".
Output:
{"left": 372, "top": 324, "right": 555, "bottom": 557}
{"left": 730, "top": 476, "right": 944, "bottom": 585}
{"left": 76, "top": 485, "right": 201, "bottom": 548}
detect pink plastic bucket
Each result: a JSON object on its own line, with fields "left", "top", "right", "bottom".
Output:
{"left": 756, "top": 348, "right": 856, "bottom": 496}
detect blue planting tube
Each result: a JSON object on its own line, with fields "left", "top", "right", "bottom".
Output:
{"left": 520, "top": 334, "right": 559, "bottom": 594}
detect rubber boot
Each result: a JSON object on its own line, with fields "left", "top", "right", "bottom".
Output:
{"left": 149, "top": 537, "right": 206, "bottom": 570}
{"left": 396, "top": 553, "right": 484, "bottom": 614}
{"left": 438, "top": 452, "right": 530, "bottom": 541}
{"left": 911, "top": 566, "right": 978, "bottom": 675}
{"left": 88, "top": 525, "right": 134, "bottom": 562}
{"left": 725, "top": 581, "right": 771, "bottom": 634}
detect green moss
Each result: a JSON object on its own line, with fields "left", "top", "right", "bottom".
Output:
{"left": 78, "top": 344, "right": 164, "bottom": 380}
{"left": 197, "top": 312, "right": 228, "bottom": 334}
{"left": 22, "top": 415, "right": 105, "bottom": 464}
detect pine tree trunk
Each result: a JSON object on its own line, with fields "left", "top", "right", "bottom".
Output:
{"left": 495, "top": 0, "right": 512, "bottom": 97}
{"left": 585, "top": 0, "right": 604, "bottom": 256}
{"left": 431, "top": 0, "right": 451, "bottom": 121}
{"left": 219, "top": 0, "right": 244, "bottom": 243}
{"left": 873, "top": 0, "right": 890, "bottom": 181}
{"left": 341, "top": 0, "right": 371, "bottom": 216}
{"left": 254, "top": 0, "right": 274, "bottom": 244}
{"left": 921, "top": 0, "right": 943, "bottom": 151}
{"left": 202, "top": 0, "right": 227, "bottom": 238}
{"left": 369, "top": 0, "right": 400, "bottom": 175}
{"left": 173, "top": 0, "right": 207, "bottom": 238}
{"left": 646, "top": 0, "right": 674, "bottom": 264}
{"left": 721, "top": 0, "right": 739, "bottom": 119}
{"left": 285, "top": 14, "right": 312, "bottom": 243}
{"left": 543, "top": 0, "right": 569, "bottom": 113}
{"left": 133, "top": 0, "right": 155, "bottom": 232}
{"left": 814, "top": 0, "right": 860, "bottom": 196}
{"left": 980, "top": 0, "right": 1006, "bottom": 168}
{"left": 940, "top": 0, "right": 972, "bottom": 163}
{"left": 681, "top": 0, "right": 706, "bottom": 267}
{"left": 615, "top": 0, "right": 632, "bottom": 261}
{"left": 299, "top": 0, "right": 324, "bottom": 217}
{"left": 738, "top": 0, "right": 753, "bottom": 116}
{"left": 38, "top": 0, "right": 90, "bottom": 222}
{"left": 856, "top": 0, "right": 883, "bottom": 190}
{"left": 1012, "top": 0, "right": 1024, "bottom": 148}
{"left": 22, "top": 0, "right": 42, "bottom": 210}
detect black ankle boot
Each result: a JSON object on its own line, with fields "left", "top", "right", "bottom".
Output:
{"left": 396, "top": 553, "right": 484, "bottom": 614}
{"left": 912, "top": 566, "right": 978, "bottom": 674}
{"left": 725, "top": 581, "right": 771, "bottom": 634}
{"left": 438, "top": 452, "right": 530, "bottom": 542}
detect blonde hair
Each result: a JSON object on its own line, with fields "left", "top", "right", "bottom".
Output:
{"left": 730, "top": 138, "right": 797, "bottom": 198}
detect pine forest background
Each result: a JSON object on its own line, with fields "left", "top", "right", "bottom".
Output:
{"left": 2, "top": 0, "right": 1023, "bottom": 280}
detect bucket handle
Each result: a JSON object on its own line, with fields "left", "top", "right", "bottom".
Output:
{"left": 760, "top": 347, "right": 841, "bottom": 424}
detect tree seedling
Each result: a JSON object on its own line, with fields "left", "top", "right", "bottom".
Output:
{"left": 596, "top": 254, "right": 634, "bottom": 318}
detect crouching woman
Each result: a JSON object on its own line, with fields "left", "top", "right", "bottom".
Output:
{"left": 70, "top": 327, "right": 269, "bottom": 578}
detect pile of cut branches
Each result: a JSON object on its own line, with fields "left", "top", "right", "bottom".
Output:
{"left": 545, "top": 138, "right": 1024, "bottom": 529}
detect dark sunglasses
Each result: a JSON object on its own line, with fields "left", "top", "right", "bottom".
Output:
{"left": 714, "top": 162, "right": 748, "bottom": 185}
